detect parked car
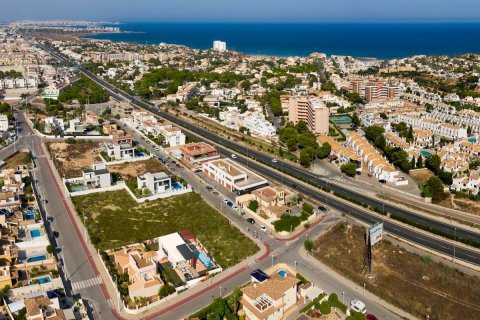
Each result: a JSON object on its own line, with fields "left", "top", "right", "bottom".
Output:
{"left": 259, "top": 224, "right": 267, "bottom": 232}
{"left": 350, "top": 299, "right": 367, "bottom": 314}
{"left": 247, "top": 218, "right": 255, "bottom": 224}
{"left": 206, "top": 185, "right": 213, "bottom": 191}
{"left": 175, "top": 163, "right": 181, "bottom": 168}
{"left": 213, "top": 191, "right": 219, "bottom": 196}
{"left": 368, "top": 173, "right": 373, "bottom": 177}
{"left": 366, "top": 314, "right": 378, "bottom": 320}
{"left": 232, "top": 205, "right": 238, "bottom": 210}
{"left": 226, "top": 201, "right": 233, "bottom": 207}
{"left": 52, "top": 231, "right": 59, "bottom": 238}
{"left": 223, "top": 198, "right": 229, "bottom": 204}
{"left": 356, "top": 171, "right": 361, "bottom": 175}
{"left": 379, "top": 179, "right": 387, "bottom": 184}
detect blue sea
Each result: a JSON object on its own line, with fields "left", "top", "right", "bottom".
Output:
{"left": 85, "top": 23, "right": 480, "bottom": 59}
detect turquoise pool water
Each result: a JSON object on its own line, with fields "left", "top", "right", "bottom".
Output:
{"left": 197, "top": 252, "right": 213, "bottom": 268}
{"left": 277, "top": 269, "right": 288, "bottom": 278}
{"left": 27, "top": 255, "right": 46, "bottom": 263}
{"left": 469, "top": 138, "right": 477, "bottom": 143}
{"left": 72, "top": 186, "right": 88, "bottom": 192}
{"left": 331, "top": 116, "right": 351, "bottom": 124}
{"left": 420, "top": 150, "right": 433, "bottom": 158}
{"left": 172, "top": 182, "right": 183, "bottom": 190}
{"left": 30, "top": 276, "right": 51, "bottom": 285}
{"left": 30, "top": 229, "right": 41, "bottom": 238}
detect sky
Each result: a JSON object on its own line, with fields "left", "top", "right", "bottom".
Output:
{"left": 1, "top": 0, "right": 480, "bottom": 23}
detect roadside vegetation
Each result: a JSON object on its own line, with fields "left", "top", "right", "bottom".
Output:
{"left": 313, "top": 223, "right": 480, "bottom": 320}
{"left": 72, "top": 191, "right": 258, "bottom": 268}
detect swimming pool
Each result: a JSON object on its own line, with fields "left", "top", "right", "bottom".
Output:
{"left": 469, "top": 138, "right": 477, "bottom": 143}
{"left": 30, "top": 229, "right": 41, "bottom": 238}
{"left": 24, "top": 212, "right": 35, "bottom": 220}
{"left": 197, "top": 252, "right": 213, "bottom": 268}
{"left": 71, "top": 186, "right": 88, "bottom": 192}
{"left": 277, "top": 269, "right": 288, "bottom": 278}
{"left": 420, "top": 150, "right": 433, "bottom": 158}
{"left": 171, "top": 182, "right": 183, "bottom": 190}
{"left": 27, "top": 255, "right": 46, "bottom": 263}
{"left": 27, "top": 206, "right": 35, "bottom": 211}
{"left": 30, "top": 276, "right": 51, "bottom": 285}
{"left": 331, "top": 116, "right": 351, "bottom": 124}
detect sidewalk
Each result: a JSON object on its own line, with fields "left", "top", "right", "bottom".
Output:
{"left": 38, "top": 138, "right": 273, "bottom": 319}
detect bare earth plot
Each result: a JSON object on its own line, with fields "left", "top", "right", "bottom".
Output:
{"left": 3, "top": 151, "right": 32, "bottom": 169}
{"left": 48, "top": 142, "right": 101, "bottom": 178}
{"left": 313, "top": 223, "right": 480, "bottom": 320}
{"left": 72, "top": 190, "right": 259, "bottom": 268}
{"left": 107, "top": 158, "right": 165, "bottom": 180}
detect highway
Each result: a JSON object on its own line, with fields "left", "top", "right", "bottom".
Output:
{"left": 53, "top": 55, "right": 480, "bottom": 266}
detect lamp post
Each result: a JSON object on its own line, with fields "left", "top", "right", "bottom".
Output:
{"left": 294, "top": 261, "right": 297, "bottom": 271}
{"left": 271, "top": 254, "right": 274, "bottom": 269}
{"left": 342, "top": 291, "right": 344, "bottom": 304}
{"left": 363, "top": 283, "right": 366, "bottom": 295}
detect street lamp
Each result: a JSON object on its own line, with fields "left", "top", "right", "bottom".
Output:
{"left": 342, "top": 291, "right": 344, "bottom": 304}
{"left": 363, "top": 283, "right": 366, "bottom": 295}
{"left": 271, "top": 254, "right": 274, "bottom": 269}
{"left": 294, "top": 261, "right": 297, "bottom": 271}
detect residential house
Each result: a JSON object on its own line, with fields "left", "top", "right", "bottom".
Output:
{"left": 241, "top": 268, "right": 300, "bottom": 320}
{"left": 178, "top": 142, "right": 220, "bottom": 170}
{"left": 82, "top": 163, "right": 112, "bottom": 188}
{"left": 137, "top": 172, "right": 171, "bottom": 195}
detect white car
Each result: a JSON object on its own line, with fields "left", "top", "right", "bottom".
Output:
{"left": 231, "top": 154, "right": 237, "bottom": 159}
{"left": 350, "top": 299, "right": 367, "bottom": 314}
{"left": 271, "top": 159, "right": 278, "bottom": 163}
{"left": 259, "top": 224, "right": 267, "bottom": 232}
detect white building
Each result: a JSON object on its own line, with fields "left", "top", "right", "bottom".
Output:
{"left": 137, "top": 172, "right": 171, "bottom": 195}
{"left": 0, "top": 114, "right": 9, "bottom": 132}
{"left": 213, "top": 40, "right": 227, "bottom": 52}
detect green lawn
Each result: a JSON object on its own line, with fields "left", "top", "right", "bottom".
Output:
{"left": 72, "top": 190, "right": 259, "bottom": 268}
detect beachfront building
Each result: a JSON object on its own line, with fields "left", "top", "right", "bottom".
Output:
{"left": 213, "top": 40, "right": 227, "bottom": 52}
{"left": 288, "top": 96, "right": 329, "bottom": 135}
{"left": 202, "top": 158, "right": 268, "bottom": 195}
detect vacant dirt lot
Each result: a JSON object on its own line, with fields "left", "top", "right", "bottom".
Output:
{"left": 107, "top": 158, "right": 165, "bottom": 180}
{"left": 3, "top": 151, "right": 32, "bottom": 170}
{"left": 313, "top": 223, "right": 480, "bottom": 320}
{"left": 48, "top": 142, "right": 101, "bottom": 178}
{"left": 409, "top": 168, "right": 434, "bottom": 186}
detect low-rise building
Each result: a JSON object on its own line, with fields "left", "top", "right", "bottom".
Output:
{"left": 241, "top": 268, "right": 300, "bottom": 320}
{"left": 137, "top": 172, "right": 171, "bottom": 195}
{"left": 178, "top": 142, "right": 220, "bottom": 170}
{"left": 0, "top": 114, "right": 9, "bottom": 132}
{"left": 202, "top": 158, "right": 268, "bottom": 195}
{"left": 82, "top": 163, "right": 112, "bottom": 188}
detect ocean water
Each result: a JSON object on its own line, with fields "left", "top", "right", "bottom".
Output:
{"left": 85, "top": 22, "right": 480, "bottom": 59}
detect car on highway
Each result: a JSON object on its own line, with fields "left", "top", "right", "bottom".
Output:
{"left": 247, "top": 218, "right": 255, "bottom": 224}
{"left": 259, "top": 224, "right": 267, "bottom": 232}
{"left": 271, "top": 158, "right": 278, "bottom": 163}
{"left": 350, "top": 299, "right": 367, "bottom": 314}
{"left": 231, "top": 154, "right": 237, "bottom": 159}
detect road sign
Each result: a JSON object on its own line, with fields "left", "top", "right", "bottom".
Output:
{"left": 369, "top": 222, "right": 383, "bottom": 246}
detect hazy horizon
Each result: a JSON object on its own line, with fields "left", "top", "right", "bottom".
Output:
{"left": 1, "top": 0, "right": 480, "bottom": 23}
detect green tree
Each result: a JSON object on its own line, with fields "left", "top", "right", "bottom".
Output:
{"left": 416, "top": 156, "right": 423, "bottom": 168}
{"left": 425, "top": 154, "right": 441, "bottom": 174}
{"left": 46, "top": 245, "right": 54, "bottom": 254}
{"left": 159, "top": 284, "right": 175, "bottom": 298}
{"left": 351, "top": 112, "right": 360, "bottom": 128}
{"left": 410, "top": 156, "right": 416, "bottom": 170}
{"left": 374, "top": 134, "right": 386, "bottom": 150}
{"left": 247, "top": 200, "right": 259, "bottom": 213}
{"left": 426, "top": 176, "right": 445, "bottom": 202}
{"left": 364, "top": 126, "right": 385, "bottom": 142}
{"left": 407, "top": 125, "right": 414, "bottom": 143}
{"left": 299, "top": 147, "right": 315, "bottom": 167}
{"left": 304, "top": 239, "right": 315, "bottom": 252}
{"left": 317, "top": 142, "right": 331, "bottom": 159}
{"left": 341, "top": 163, "right": 357, "bottom": 177}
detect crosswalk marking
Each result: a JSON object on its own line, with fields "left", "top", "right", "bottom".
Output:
{"left": 71, "top": 276, "right": 103, "bottom": 291}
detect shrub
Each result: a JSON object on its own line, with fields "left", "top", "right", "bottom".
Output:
{"left": 302, "top": 202, "right": 314, "bottom": 215}
{"left": 159, "top": 284, "right": 175, "bottom": 298}
{"left": 318, "top": 301, "right": 331, "bottom": 315}
{"left": 248, "top": 200, "right": 259, "bottom": 213}
{"left": 65, "top": 137, "right": 77, "bottom": 144}
{"left": 273, "top": 214, "right": 301, "bottom": 232}
{"left": 304, "top": 239, "right": 315, "bottom": 252}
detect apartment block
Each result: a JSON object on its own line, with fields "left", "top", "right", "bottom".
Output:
{"left": 288, "top": 96, "right": 329, "bottom": 135}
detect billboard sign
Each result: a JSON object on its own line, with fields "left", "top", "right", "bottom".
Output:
{"left": 369, "top": 222, "right": 383, "bottom": 246}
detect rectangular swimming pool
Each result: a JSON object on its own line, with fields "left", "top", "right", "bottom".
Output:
{"left": 171, "top": 182, "right": 183, "bottom": 190}
{"left": 27, "top": 255, "right": 46, "bottom": 263}
{"left": 30, "top": 276, "right": 51, "bottom": 285}
{"left": 30, "top": 229, "right": 41, "bottom": 238}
